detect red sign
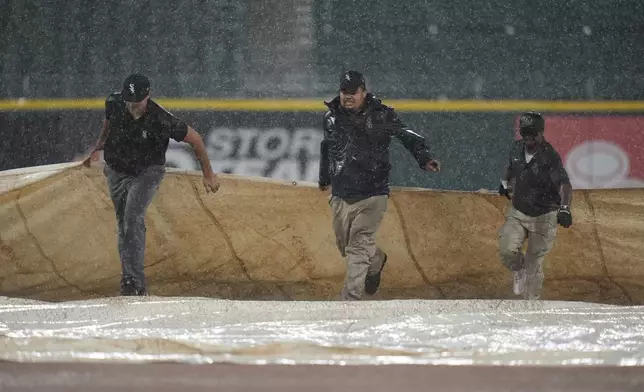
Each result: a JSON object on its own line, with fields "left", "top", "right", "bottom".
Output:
{"left": 515, "top": 116, "right": 644, "bottom": 189}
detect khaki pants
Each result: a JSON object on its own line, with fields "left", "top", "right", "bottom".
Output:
{"left": 498, "top": 206, "right": 558, "bottom": 300}
{"left": 330, "top": 195, "right": 388, "bottom": 300}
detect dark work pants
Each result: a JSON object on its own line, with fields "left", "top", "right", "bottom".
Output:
{"left": 103, "top": 164, "right": 165, "bottom": 291}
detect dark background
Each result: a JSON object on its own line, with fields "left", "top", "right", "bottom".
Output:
{"left": 1, "top": 0, "right": 643, "bottom": 190}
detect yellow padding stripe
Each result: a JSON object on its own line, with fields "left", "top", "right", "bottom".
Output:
{"left": 1, "top": 98, "right": 644, "bottom": 112}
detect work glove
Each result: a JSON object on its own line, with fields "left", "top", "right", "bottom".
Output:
{"left": 557, "top": 205, "right": 572, "bottom": 228}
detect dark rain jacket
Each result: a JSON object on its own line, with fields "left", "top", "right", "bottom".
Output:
{"left": 319, "top": 93, "right": 433, "bottom": 200}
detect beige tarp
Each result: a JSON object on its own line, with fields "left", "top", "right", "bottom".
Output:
{"left": 1, "top": 163, "right": 642, "bottom": 304}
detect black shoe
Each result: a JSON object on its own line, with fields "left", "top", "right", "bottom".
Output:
{"left": 365, "top": 253, "right": 387, "bottom": 295}
{"left": 121, "top": 278, "right": 147, "bottom": 296}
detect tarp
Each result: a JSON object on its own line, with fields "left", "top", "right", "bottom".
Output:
{"left": 1, "top": 297, "right": 643, "bottom": 365}
{"left": 1, "top": 162, "right": 643, "bottom": 304}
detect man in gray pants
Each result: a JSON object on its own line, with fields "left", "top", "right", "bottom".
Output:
{"left": 498, "top": 111, "right": 573, "bottom": 300}
{"left": 85, "top": 73, "right": 220, "bottom": 296}
{"left": 319, "top": 71, "right": 441, "bottom": 300}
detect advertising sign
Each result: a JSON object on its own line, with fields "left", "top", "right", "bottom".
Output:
{"left": 166, "top": 126, "right": 323, "bottom": 182}
{"left": 540, "top": 116, "right": 644, "bottom": 189}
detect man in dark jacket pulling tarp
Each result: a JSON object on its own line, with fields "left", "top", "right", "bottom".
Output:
{"left": 319, "top": 71, "right": 441, "bottom": 300}
{"left": 498, "top": 111, "right": 573, "bottom": 300}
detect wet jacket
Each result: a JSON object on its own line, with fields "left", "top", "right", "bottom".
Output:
{"left": 319, "top": 93, "right": 433, "bottom": 200}
{"left": 508, "top": 140, "right": 571, "bottom": 217}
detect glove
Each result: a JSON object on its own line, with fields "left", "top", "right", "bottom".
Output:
{"left": 499, "top": 180, "right": 511, "bottom": 200}
{"left": 557, "top": 205, "right": 572, "bottom": 228}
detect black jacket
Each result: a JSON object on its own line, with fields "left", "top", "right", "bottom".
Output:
{"left": 319, "top": 93, "right": 433, "bottom": 200}
{"left": 507, "top": 140, "right": 571, "bottom": 217}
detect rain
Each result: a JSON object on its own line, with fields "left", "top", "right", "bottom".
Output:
{"left": 1, "top": 1, "right": 644, "bottom": 389}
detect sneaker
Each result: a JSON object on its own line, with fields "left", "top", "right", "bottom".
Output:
{"left": 121, "top": 278, "right": 147, "bottom": 296}
{"left": 365, "top": 253, "right": 387, "bottom": 295}
{"left": 512, "top": 268, "right": 526, "bottom": 295}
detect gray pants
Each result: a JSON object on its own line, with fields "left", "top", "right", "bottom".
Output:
{"left": 104, "top": 164, "right": 165, "bottom": 290}
{"left": 498, "top": 206, "right": 558, "bottom": 300}
{"left": 330, "top": 195, "right": 388, "bottom": 300}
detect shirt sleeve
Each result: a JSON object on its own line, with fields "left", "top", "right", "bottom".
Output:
{"left": 319, "top": 112, "right": 332, "bottom": 187}
{"left": 506, "top": 147, "right": 514, "bottom": 178}
{"left": 388, "top": 108, "right": 433, "bottom": 168}
{"left": 161, "top": 112, "right": 188, "bottom": 142}
{"left": 549, "top": 150, "right": 571, "bottom": 187}
{"left": 104, "top": 94, "right": 117, "bottom": 121}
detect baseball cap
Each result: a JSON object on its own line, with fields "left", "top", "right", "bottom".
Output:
{"left": 519, "top": 111, "right": 545, "bottom": 136}
{"left": 121, "top": 73, "right": 151, "bottom": 102}
{"left": 339, "top": 70, "right": 366, "bottom": 93}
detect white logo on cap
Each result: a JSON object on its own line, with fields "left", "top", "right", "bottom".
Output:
{"left": 129, "top": 83, "right": 135, "bottom": 94}
{"left": 345, "top": 74, "right": 351, "bottom": 81}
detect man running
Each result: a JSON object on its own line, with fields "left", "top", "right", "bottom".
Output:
{"left": 319, "top": 71, "right": 440, "bottom": 301}
{"left": 85, "top": 73, "right": 219, "bottom": 296}
{"left": 498, "top": 111, "right": 573, "bottom": 300}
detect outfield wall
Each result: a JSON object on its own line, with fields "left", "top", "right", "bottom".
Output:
{"left": 2, "top": 99, "right": 644, "bottom": 191}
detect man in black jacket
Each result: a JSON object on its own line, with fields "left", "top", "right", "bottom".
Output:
{"left": 498, "top": 111, "right": 573, "bottom": 300}
{"left": 319, "top": 71, "right": 440, "bottom": 300}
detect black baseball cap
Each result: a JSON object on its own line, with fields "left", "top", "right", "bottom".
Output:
{"left": 519, "top": 111, "right": 545, "bottom": 136}
{"left": 339, "top": 70, "right": 366, "bottom": 93}
{"left": 121, "top": 73, "right": 151, "bottom": 102}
